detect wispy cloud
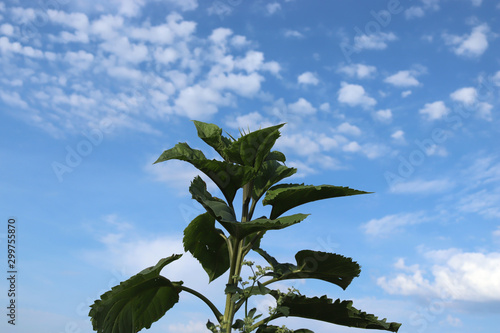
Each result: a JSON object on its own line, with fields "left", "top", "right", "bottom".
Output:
{"left": 361, "top": 212, "right": 429, "bottom": 236}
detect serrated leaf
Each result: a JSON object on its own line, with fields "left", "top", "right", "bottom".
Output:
{"left": 154, "top": 142, "right": 255, "bottom": 203}
{"left": 269, "top": 292, "right": 401, "bottom": 332}
{"left": 189, "top": 176, "right": 237, "bottom": 224}
{"left": 256, "top": 326, "right": 314, "bottom": 333}
{"left": 183, "top": 213, "right": 229, "bottom": 282}
{"left": 89, "top": 255, "right": 183, "bottom": 333}
{"left": 192, "top": 120, "right": 232, "bottom": 159}
{"left": 256, "top": 249, "right": 360, "bottom": 290}
{"left": 263, "top": 183, "right": 371, "bottom": 219}
{"left": 219, "top": 213, "right": 309, "bottom": 239}
{"left": 252, "top": 160, "right": 297, "bottom": 202}
{"left": 223, "top": 124, "right": 285, "bottom": 169}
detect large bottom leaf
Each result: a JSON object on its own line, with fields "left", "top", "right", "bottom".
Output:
{"left": 89, "top": 255, "right": 183, "bottom": 333}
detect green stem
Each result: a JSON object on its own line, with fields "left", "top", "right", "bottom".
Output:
{"left": 249, "top": 313, "right": 280, "bottom": 332}
{"left": 178, "top": 285, "right": 223, "bottom": 322}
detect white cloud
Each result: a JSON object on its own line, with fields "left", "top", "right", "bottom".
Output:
{"left": 209, "top": 72, "right": 264, "bottom": 98}
{"left": 0, "top": 91, "right": 29, "bottom": 109}
{"left": 10, "top": 7, "right": 36, "bottom": 23}
{"left": 175, "top": 85, "right": 233, "bottom": 119}
{"left": 107, "top": 66, "right": 142, "bottom": 80}
{"left": 207, "top": 2, "right": 233, "bottom": 17}
{"left": 168, "top": 321, "right": 208, "bottom": 333}
{"left": 419, "top": 101, "right": 450, "bottom": 121}
{"left": 130, "top": 13, "right": 197, "bottom": 44}
{"left": 0, "top": 23, "right": 14, "bottom": 36}
{"left": 443, "top": 23, "right": 490, "bottom": 57}
{"left": 470, "top": 0, "right": 482, "bottom": 6}
{"left": 297, "top": 72, "right": 319, "bottom": 85}
{"left": 284, "top": 29, "right": 304, "bottom": 38}
{"left": 450, "top": 87, "right": 477, "bottom": 105}
{"left": 343, "top": 141, "right": 362, "bottom": 153}
{"left": 235, "top": 50, "right": 264, "bottom": 73}
{"left": 354, "top": 32, "right": 397, "bottom": 50}
{"left": 384, "top": 70, "right": 420, "bottom": 87}
{"left": 288, "top": 97, "right": 316, "bottom": 115}
{"left": 225, "top": 112, "right": 272, "bottom": 131}
{"left": 361, "top": 212, "right": 428, "bottom": 237}
{"left": 378, "top": 250, "right": 500, "bottom": 302}
{"left": 276, "top": 133, "right": 321, "bottom": 156}
{"left": 336, "top": 122, "right": 361, "bottom": 136}
{"left": 154, "top": 47, "right": 179, "bottom": 64}
{"left": 477, "top": 102, "right": 493, "bottom": 121}
{"left": 48, "top": 9, "right": 89, "bottom": 31}
{"left": 90, "top": 14, "right": 124, "bottom": 40}
{"left": 374, "top": 109, "right": 392, "bottom": 122}
{"left": 165, "top": 0, "right": 198, "bottom": 11}
{"left": 99, "top": 36, "right": 148, "bottom": 63}
{"left": 493, "top": 71, "right": 500, "bottom": 86}
{"left": 389, "top": 179, "right": 455, "bottom": 194}
{"left": 401, "top": 90, "right": 412, "bottom": 98}
{"left": 0, "top": 36, "right": 44, "bottom": 58}
{"left": 337, "top": 82, "right": 376, "bottom": 109}
{"left": 319, "top": 102, "right": 330, "bottom": 112}
{"left": 266, "top": 2, "right": 282, "bottom": 15}
{"left": 405, "top": 6, "right": 425, "bottom": 19}
{"left": 64, "top": 50, "right": 94, "bottom": 70}
{"left": 338, "top": 63, "right": 377, "bottom": 79}
{"left": 458, "top": 189, "right": 500, "bottom": 219}
{"left": 391, "top": 130, "right": 405, "bottom": 143}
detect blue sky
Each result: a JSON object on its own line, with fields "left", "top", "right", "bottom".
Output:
{"left": 1, "top": 0, "right": 500, "bottom": 332}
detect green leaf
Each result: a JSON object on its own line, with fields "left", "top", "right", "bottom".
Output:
{"left": 223, "top": 124, "right": 285, "bottom": 169}
{"left": 189, "top": 176, "right": 237, "bottom": 223}
{"left": 192, "top": 120, "right": 232, "bottom": 159}
{"left": 256, "top": 325, "right": 314, "bottom": 333}
{"left": 265, "top": 151, "right": 287, "bottom": 163}
{"left": 252, "top": 160, "right": 297, "bottom": 202}
{"left": 154, "top": 142, "right": 255, "bottom": 204}
{"left": 269, "top": 292, "right": 401, "bottom": 332}
{"left": 255, "top": 249, "right": 360, "bottom": 290}
{"left": 183, "top": 213, "right": 229, "bottom": 282}
{"left": 219, "top": 213, "right": 309, "bottom": 239}
{"left": 89, "top": 255, "right": 183, "bottom": 333}
{"left": 263, "top": 183, "right": 371, "bottom": 219}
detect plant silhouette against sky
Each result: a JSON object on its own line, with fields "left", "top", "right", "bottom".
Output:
{"left": 89, "top": 121, "right": 401, "bottom": 333}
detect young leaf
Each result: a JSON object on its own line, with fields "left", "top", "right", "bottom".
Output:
{"left": 219, "top": 213, "right": 309, "bottom": 239}
{"left": 89, "top": 255, "right": 183, "bottom": 333}
{"left": 154, "top": 142, "right": 255, "bottom": 204}
{"left": 263, "top": 184, "right": 371, "bottom": 219}
{"left": 252, "top": 160, "right": 297, "bottom": 202}
{"left": 269, "top": 292, "right": 401, "bottom": 332}
{"left": 192, "top": 120, "right": 232, "bottom": 159}
{"left": 189, "top": 176, "right": 237, "bottom": 223}
{"left": 223, "top": 124, "right": 285, "bottom": 169}
{"left": 255, "top": 249, "right": 361, "bottom": 290}
{"left": 265, "top": 150, "right": 287, "bottom": 163}
{"left": 183, "top": 213, "right": 230, "bottom": 282}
